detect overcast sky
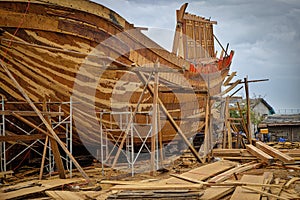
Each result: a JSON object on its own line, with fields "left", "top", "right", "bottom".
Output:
{"left": 93, "top": 0, "right": 300, "bottom": 112}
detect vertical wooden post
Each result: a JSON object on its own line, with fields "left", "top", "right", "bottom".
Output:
{"left": 244, "top": 77, "right": 252, "bottom": 144}
{"left": 39, "top": 135, "right": 48, "bottom": 180}
{"left": 236, "top": 102, "right": 249, "bottom": 137}
{"left": 138, "top": 72, "right": 204, "bottom": 163}
{"left": 203, "top": 94, "right": 211, "bottom": 161}
{"left": 225, "top": 96, "right": 232, "bottom": 149}
{"left": 43, "top": 100, "right": 66, "bottom": 179}
{"left": 150, "top": 62, "right": 159, "bottom": 175}
{"left": 158, "top": 106, "right": 164, "bottom": 167}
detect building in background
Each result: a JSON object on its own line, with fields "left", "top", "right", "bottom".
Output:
{"left": 259, "top": 114, "right": 300, "bottom": 142}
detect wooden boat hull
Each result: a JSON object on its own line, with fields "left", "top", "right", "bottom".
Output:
{"left": 0, "top": 0, "right": 233, "bottom": 148}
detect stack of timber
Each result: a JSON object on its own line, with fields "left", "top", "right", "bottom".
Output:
{"left": 102, "top": 160, "right": 300, "bottom": 200}
{"left": 1, "top": 156, "right": 300, "bottom": 199}
{"left": 212, "top": 141, "right": 300, "bottom": 162}
{"left": 0, "top": 0, "right": 234, "bottom": 150}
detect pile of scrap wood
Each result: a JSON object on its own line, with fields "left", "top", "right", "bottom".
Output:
{"left": 103, "top": 159, "right": 300, "bottom": 200}
{"left": 1, "top": 142, "right": 300, "bottom": 199}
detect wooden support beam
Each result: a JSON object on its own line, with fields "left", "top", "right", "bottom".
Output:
{"left": 255, "top": 141, "right": 294, "bottom": 164}
{"left": 202, "top": 94, "right": 211, "bottom": 161}
{"left": 39, "top": 136, "right": 49, "bottom": 180}
{"left": 246, "top": 144, "right": 274, "bottom": 165}
{"left": 225, "top": 96, "right": 232, "bottom": 149}
{"left": 12, "top": 113, "right": 55, "bottom": 140}
{"left": 0, "top": 134, "right": 46, "bottom": 142}
{"left": 0, "top": 60, "right": 89, "bottom": 180}
{"left": 0, "top": 110, "right": 64, "bottom": 117}
{"left": 244, "top": 77, "right": 252, "bottom": 144}
{"left": 138, "top": 72, "right": 204, "bottom": 164}
{"left": 236, "top": 102, "right": 249, "bottom": 137}
{"left": 227, "top": 79, "right": 269, "bottom": 85}
{"left": 150, "top": 62, "right": 159, "bottom": 175}
{"left": 223, "top": 72, "right": 237, "bottom": 86}
{"left": 42, "top": 102, "right": 65, "bottom": 179}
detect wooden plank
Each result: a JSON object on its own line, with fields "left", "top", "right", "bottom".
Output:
{"left": 242, "top": 186, "right": 289, "bottom": 200}
{"left": 261, "top": 172, "right": 274, "bottom": 200}
{"left": 0, "top": 110, "right": 64, "bottom": 117}
{"left": 255, "top": 141, "right": 294, "bottom": 163}
{"left": 212, "top": 149, "right": 253, "bottom": 157}
{"left": 166, "top": 160, "right": 237, "bottom": 184}
{"left": 0, "top": 134, "right": 45, "bottom": 142}
{"left": 284, "top": 177, "right": 300, "bottom": 189}
{"left": 0, "top": 178, "right": 83, "bottom": 200}
{"left": 45, "top": 191, "right": 85, "bottom": 200}
{"left": 200, "top": 186, "right": 234, "bottom": 200}
{"left": 110, "top": 184, "right": 203, "bottom": 191}
{"left": 223, "top": 72, "right": 237, "bottom": 86}
{"left": 230, "top": 175, "right": 264, "bottom": 200}
{"left": 208, "top": 162, "right": 262, "bottom": 183}
{"left": 246, "top": 144, "right": 274, "bottom": 165}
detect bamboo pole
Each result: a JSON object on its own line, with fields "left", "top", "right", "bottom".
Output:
{"left": 0, "top": 60, "right": 89, "bottom": 180}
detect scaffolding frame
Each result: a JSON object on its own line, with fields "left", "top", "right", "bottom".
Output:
{"left": 0, "top": 96, "right": 73, "bottom": 177}
{"left": 98, "top": 108, "right": 160, "bottom": 176}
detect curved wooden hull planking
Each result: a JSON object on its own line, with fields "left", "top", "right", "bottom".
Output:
{"left": 0, "top": 0, "right": 233, "bottom": 147}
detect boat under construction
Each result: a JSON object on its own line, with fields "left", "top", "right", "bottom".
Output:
{"left": 0, "top": 0, "right": 234, "bottom": 170}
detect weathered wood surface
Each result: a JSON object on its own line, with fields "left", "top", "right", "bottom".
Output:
{"left": 230, "top": 175, "right": 264, "bottom": 200}
{"left": 0, "top": 178, "right": 83, "bottom": 200}
{"left": 208, "top": 161, "right": 262, "bottom": 183}
{"left": 165, "top": 160, "right": 237, "bottom": 184}
{"left": 246, "top": 144, "right": 274, "bottom": 165}
{"left": 255, "top": 141, "right": 295, "bottom": 163}
{"left": 200, "top": 186, "right": 234, "bottom": 200}
{"left": 110, "top": 184, "right": 203, "bottom": 191}
{"left": 0, "top": 0, "right": 233, "bottom": 148}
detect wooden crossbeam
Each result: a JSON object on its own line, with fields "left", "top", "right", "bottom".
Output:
{"left": 0, "top": 110, "right": 64, "bottom": 117}
{"left": 0, "top": 134, "right": 46, "bottom": 142}
{"left": 255, "top": 141, "right": 294, "bottom": 164}
{"left": 246, "top": 144, "right": 274, "bottom": 165}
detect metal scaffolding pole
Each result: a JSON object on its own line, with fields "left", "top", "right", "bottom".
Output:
{"left": 99, "top": 109, "right": 155, "bottom": 177}
{"left": 0, "top": 98, "right": 73, "bottom": 178}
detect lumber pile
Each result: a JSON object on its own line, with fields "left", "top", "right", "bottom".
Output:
{"left": 212, "top": 142, "right": 298, "bottom": 163}
{"left": 102, "top": 159, "right": 300, "bottom": 199}
{"left": 1, "top": 143, "right": 299, "bottom": 199}
{"left": 0, "top": 178, "right": 84, "bottom": 200}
